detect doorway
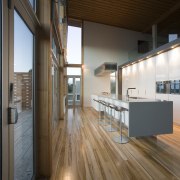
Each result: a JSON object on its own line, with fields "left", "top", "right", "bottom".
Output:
{"left": 2, "top": 1, "right": 37, "bottom": 179}
{"left": 67, "top": 76, "right": 81, "bottom": 107}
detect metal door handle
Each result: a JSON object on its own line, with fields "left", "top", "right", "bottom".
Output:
{"left": 8, "top": 106, "right": 18, "bottom": 124}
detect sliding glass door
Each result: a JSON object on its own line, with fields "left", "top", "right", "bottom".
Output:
{"left": 2, "top": 0, "right": 37, "bottom": 179}
{"left": 13, "top": 11, "right": 34, "bottom": 180}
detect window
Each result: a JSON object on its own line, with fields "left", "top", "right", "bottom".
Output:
{"left": 67, "top": 26, "right": 82, "bottom": 64}
{"left": 169, "top": 34, "right": 178, "bottom": 42}
{"left": 29, "top": 0, "right": 36, "bottom": 10}
{"left": 67, "top": 67, "right": 81, "bottom": 76}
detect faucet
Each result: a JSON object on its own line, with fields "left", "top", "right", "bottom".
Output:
{"left": 126, "top": 88, "right": 136, "bottom": 100}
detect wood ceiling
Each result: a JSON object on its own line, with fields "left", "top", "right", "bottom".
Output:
{"left": 67, "top": 0, "right": 180, "bottom": 34}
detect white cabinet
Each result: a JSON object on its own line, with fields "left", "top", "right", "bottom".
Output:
{"left": 137, "top": 61, "right": 146, "bottom": 97}
{"left": 168, "top": 47, "right": 180, "bottom": 80}
{"left": 169, "top": 95, "right": 180, "bottom": 124}
{"left": 136, "top": 58, "right": 156, "bottom": 98}
{"left": 130, "top": 63, "right": 138, "bottom": 96}
{"left": 122, "top": 58, "right": 156, "bottom": 98}
{"left": 156, "top": 94, "right": 169, "bottom": 101}
{"left": 144, "top": 58, "right": 156, "bottom": 98}
{"left": 156, "top": 52, "right": 169, "bottom": 81}
{"left": 122, "top": 64, "right": 138, "bottom": 96}
{"left": 122, "top": 67, "right": 127, "bottom": 95}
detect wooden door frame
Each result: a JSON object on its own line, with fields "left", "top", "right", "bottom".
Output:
{"left": 2, "top": 0, "right": 39, "bottom": 179}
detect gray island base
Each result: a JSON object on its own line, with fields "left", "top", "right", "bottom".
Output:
{"left": 91, "top": 95, "right": 173, "bottom": 137}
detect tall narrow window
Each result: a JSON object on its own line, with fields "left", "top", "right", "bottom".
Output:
{"left": 67, "top": 26, "right": 82, "bottom": 64}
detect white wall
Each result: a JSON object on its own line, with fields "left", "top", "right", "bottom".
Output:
{"left": 83, "top": 21, "right": 151, "bottom": 107}
{"left": 122, "top": 46, "right": 180, "bottom": 124}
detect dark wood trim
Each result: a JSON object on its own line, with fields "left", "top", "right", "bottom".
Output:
{"left": 65, "top": 64, "right": 82, "bottom": 67}
{"left": 143, "top": 1, "right": 180, "bottom": 33}
{"left": 68, "top": 18, "right": 82, "bottom": 27}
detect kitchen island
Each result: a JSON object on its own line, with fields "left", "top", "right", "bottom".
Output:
{"left": 91, "top": 94, "right": 173, "bottom": 137}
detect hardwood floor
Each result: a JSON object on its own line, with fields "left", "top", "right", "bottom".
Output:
{"left": 51, "top": 107, "right": 180, "bottom": 180}
{"left": 14, "top": 109, "right": 33, "bottom": 180}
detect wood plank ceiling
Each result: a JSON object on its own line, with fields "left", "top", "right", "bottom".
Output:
{"left": 67, "top": 0, "right": 180, "bottom": 34}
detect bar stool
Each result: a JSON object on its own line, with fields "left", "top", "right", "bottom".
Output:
{"left": 104, "top": 103, "right": 118, "bottom": 132}
{"left": 93, "top": 99, "right": 104, "bottom": 125}
{"left": 99, "top": 100, "right": 111, "bottom": 126}
{"left": 113, "top": 106, "right": 129, "bottom": 144}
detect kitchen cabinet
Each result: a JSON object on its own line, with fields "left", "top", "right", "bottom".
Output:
{"left": 137, "top": 58, "right": 156, "bottom": 98}
{"left": 122, "top": 67, "right": 129, "bottom": 95}
{"left": 155, "top": 94, "right": 169, "bottom": 101}
{"left": 168, "top": 47, "right": 180, "bottom": 80}
{"left": 137, "top": 60, "right": 146, "bottom": 97}
{"left": 144, "top": 58, "right": 156, "bottom": 98}
{"left": 156, "top": 52, "right": 169, "bottom": 81}
{"left": 130, "top": 63, "right": 139, "bottom": 97}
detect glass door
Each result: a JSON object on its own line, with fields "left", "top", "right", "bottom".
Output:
{"left": 74, "top": 77, "right": 81, "bottom": 106}
{"left": 67, "top": 76, "right": 81, "bottom": 107}
{"left": 2, "top": 1, "right": 37, "bottom": 179}
{"left": 13, "top": 11, "right": 34, "bottom": 180}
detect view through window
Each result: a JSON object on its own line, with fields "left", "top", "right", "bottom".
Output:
{"left": 67, "top": 25, "right": 82, "bottom": 106}
{"left": 67, "top": 26, "right": 82, "bottom": 64}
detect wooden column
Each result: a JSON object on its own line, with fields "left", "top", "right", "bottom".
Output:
{"left": 152, "top": 24, "right": 157, "bottom": 50}
{"left": 36, "top": 0, "right": 52, "bottom": 178}
{"left": 59, "top": 53, "right": 65, "bottom": 119}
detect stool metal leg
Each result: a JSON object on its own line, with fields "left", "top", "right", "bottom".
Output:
{"left": 113, "top": 111, "right": 129, "bottom": 144}
{"left": 101, "top": 105, "right": 110, "bottom": 126}
{"left": 97, "top": 103, "right": 105, "bottom": 125}
{"left": 104, "top": 108, "right": 117, "bottom": 132}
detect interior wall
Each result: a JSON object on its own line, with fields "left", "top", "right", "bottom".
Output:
{"left": 83, "top": 21, "right": 151, "bottom": 107}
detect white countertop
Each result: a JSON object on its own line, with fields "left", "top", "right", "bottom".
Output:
{"left": 93, "top": 94, "right": 161, "bottom": 103}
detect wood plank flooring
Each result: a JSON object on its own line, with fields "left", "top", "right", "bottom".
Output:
{"left": 51, "top": 107, "right": 180, "bottom": 180}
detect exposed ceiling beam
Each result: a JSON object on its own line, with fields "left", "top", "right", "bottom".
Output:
{"left": 143, "top": 1, "right": 180, "bottom": 33}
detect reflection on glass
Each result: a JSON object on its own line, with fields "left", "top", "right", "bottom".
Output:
{"left": 29, "top": 0, "right": 36, "bottom": 9}
{"left": 170, "top": 80, "right": 180, "bottom": 94}
{"left": 67, "top": 26, "right": 82, "bottom": 64}
{"left": 156, "top": 81, "right": 170, "bottom": 94}
{"left": 67, "top": 67, "right": 81, "bottom": 76}
{"left": 14, "top": 11, "right": 34, "bottom": 180}
{"left": 110, "top": 72, "right": 116, "bottom": 94}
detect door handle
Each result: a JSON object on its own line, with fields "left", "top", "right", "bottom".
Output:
{"left": 8, "top": 106, "right": 18, "bottom": 124}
